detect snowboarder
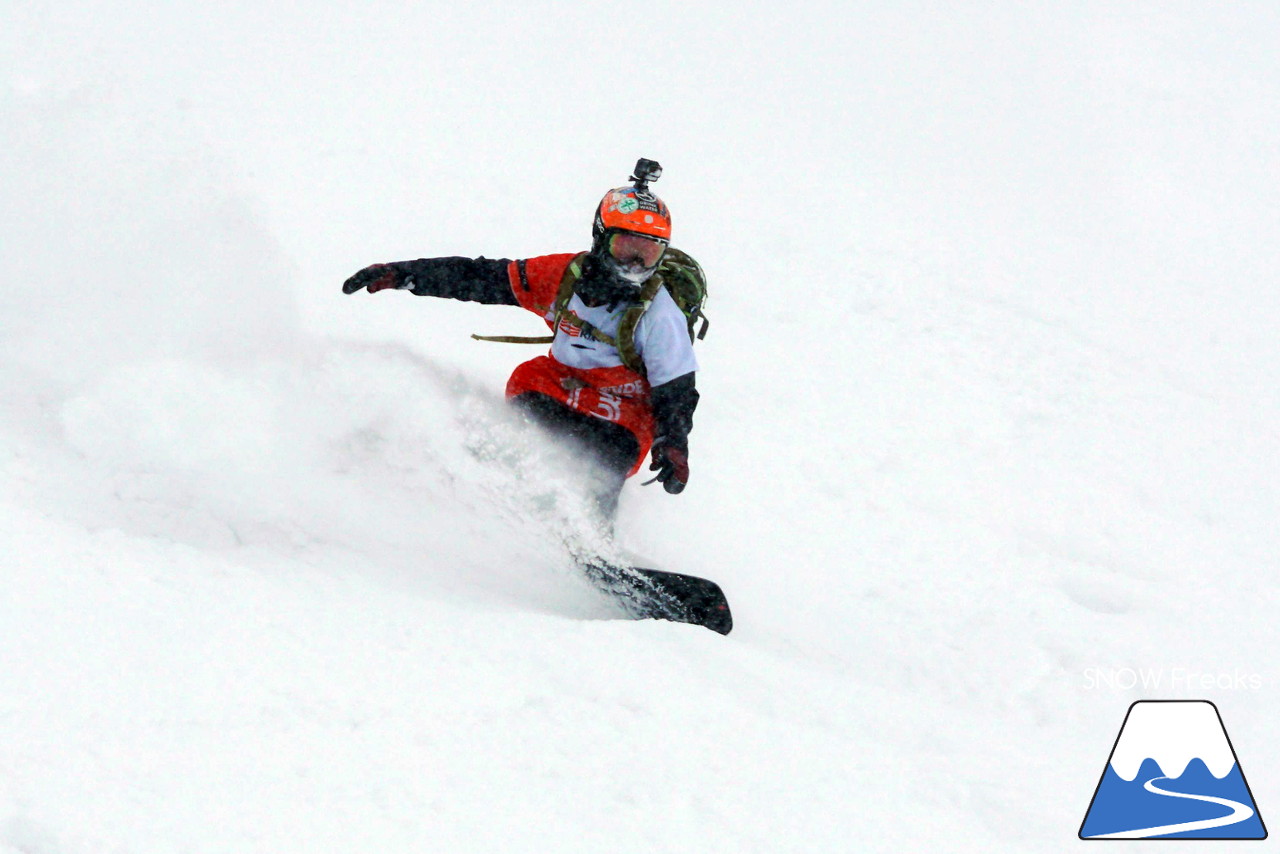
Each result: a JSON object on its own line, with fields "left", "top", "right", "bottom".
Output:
{"left": 342, "top": 159, "right": 703, "bottom": 523}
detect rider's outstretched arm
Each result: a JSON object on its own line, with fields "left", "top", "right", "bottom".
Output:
{"left": 343, "top": 257, "right": 518, "bottom": 306}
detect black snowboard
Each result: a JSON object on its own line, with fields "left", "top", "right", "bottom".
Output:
{"left": 580, "top": 561, "right": 732, "bottom": 635}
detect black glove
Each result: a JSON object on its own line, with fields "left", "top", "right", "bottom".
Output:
{"left": 646, "top": 440, "right": 689, "bottom": 494}
{"left": 343, "top": 263, "right": 409, "bottom": 294}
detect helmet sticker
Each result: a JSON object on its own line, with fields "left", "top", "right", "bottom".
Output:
{"left": 618, "top": 197, "right": 640, "bottom": 214}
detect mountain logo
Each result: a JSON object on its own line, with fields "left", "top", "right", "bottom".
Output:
{"left": 1080, "top": 700, "right": 1266, "bottom": 840}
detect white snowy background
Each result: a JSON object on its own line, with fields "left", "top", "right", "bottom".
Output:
{"left": 3, "top": 2, "right": 1278, "bottom": 851}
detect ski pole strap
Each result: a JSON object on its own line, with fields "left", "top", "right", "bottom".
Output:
{"left": 470, "top": 334, "right": 555, "bottom": 344}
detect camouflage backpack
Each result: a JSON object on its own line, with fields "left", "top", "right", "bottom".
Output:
{"left": 473, "top": 247, "right": 709, "bottom": 377}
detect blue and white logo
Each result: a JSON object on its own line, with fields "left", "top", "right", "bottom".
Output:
{"left": 1080, "top": 700, "right": 1266, "bottom": 839}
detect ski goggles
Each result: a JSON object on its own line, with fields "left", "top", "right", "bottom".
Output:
{"left": 607, "top": 231, "right": 668, "bottom": 269}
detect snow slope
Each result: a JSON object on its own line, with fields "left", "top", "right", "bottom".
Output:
{"left": 3, "top": 3, "right": 1279, "bottom": 851}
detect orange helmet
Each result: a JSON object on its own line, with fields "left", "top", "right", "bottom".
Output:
{"left": 592, "top": 186, "right": 672, "bottom": 242}
{"left": 588, "top": 159, "right": 672, "bottom": 287}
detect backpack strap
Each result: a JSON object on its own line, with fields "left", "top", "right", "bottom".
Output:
{"left": 469, "top": 333, "right": 555, "bottom": 344}
{"left": 546, "top": 252, "right": 599, "bottom": 340}
{"left": 472, "top": 253, "right": 587, "bottom": 345}
{"left": 545, "top": 251, "right": 625, "bottom": 346}
{"left": 613, "top": 275, "right": 665, "bottom": 376}
{"left": 549, "top": 253, "right": 587, "bottom": 318}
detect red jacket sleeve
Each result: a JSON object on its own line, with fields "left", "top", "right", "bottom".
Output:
{"left": 507, "top": 253, "right": 580, "bottom": 322}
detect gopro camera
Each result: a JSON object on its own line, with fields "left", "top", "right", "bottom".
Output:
{"left": 630, "top": 158, "right": 662, "bottom": 192}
